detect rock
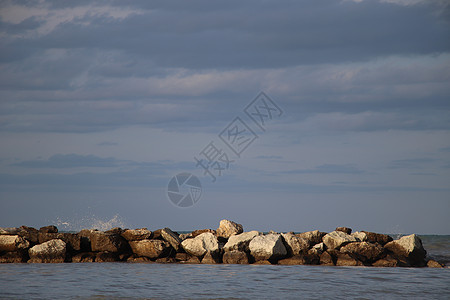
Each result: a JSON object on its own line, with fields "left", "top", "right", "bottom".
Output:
{"left": 181, "top": 232, "right": 219, "bottom": 257}
{"left": 96, "top": 252, "right": 120, "bottom": 262}
{"left": 223, "top": 250, "right": 249, "bottom": 264}
{"left": 427, "top": 259, "right": 444, "bottom": 268}
{"left": 104, "top": 227, "right": 123, "bottom": 235}
{"left": 201, "top": 252, "right": 220, "bottom": 264}
{"left": 336, "top": 253, "right": 363, "bottom": 266}
{"left": 174, "top": 252, "right": 190, "bottom": 261}
{"left": 361, "top": 231, "right": 393, "bottom": 246}
{"left": 0, "top": 251, "right": 28, "bottom": 263}
{"left": 71, "top": 252, "right": 96, "bottom": 263}
{"left": 372, "top": 255, "right": 399, "bottom": 267}
{"left": 28, "top": 239, "right": 66, "bottom": 263}
{"left": 320, "top": 251, "right": 335, "bottom": 266}
{"left": 335, "top": 227, "right": 352, "bottom": 234}
{"left": 38, "top": 232, "right": 81, "bottom": 252}
{"left": 249, "top": 234, "right": 287, "bottom": 261}
{"left": 0, "top": 227, "right": 20, "bottom": 235}
{"left": 311, "top": 242, "right": 325, "bottom": 255}
{"left": 0, "top": 235, "right": 30, "bottom": 252}
{"left": 185, "top": 256, "right": 201, "bottom": 264}
{"left": 121, "top": 228, "right": 152, "bottom": 241}
{"left": 223, "top": 231, "right": 261, "bottom": 252}
{"left": 278, "top": 255, "right": 307, "bottom": 265}
{"left": 179, "top": 233, "right": 192, "bottom": 241}
{"left": 79, "top": 229, "right": 128, "bottom": 253}
{"left": 340, "top": 242, "right": 385, "bottom": 263}
{"left": 161, "top": 228, "right": 182, "bottom": 251}
{"left": 216, "top": 220, "right": 243, "bottom": 238}
{"left": 351, "top": 232, "right": 367, "bottom": 242}
{"left": 129, "top": 240, "right": 170, "bottom": 259}
{"left": 152, "top": 229, "right": 163, "bottom": 239}
{"left": 39, "top": 225, "right": 58, "bottom": 233}
{"left": 128, "top": 256, "right": 152, "bottom": 263}
{"left": 156, "top": 257, "right": 176, "bottom": 263}
{"left": 296, "top": 230, "right": 325, "bottom": 246}
{"left": 384, "top": 234, "right": 426, "bottom": 266}
{"left": 281, "top": 233, "right": 310, "bottom": 256}
{"left": 323, "top": 231, "right": 357, "bottom": 250}
{"left": 16, "top": 226, "right": 39, "bottom": 244}
{"left": 192, "top": 229, "right": 216, "bottom": 238}
{"left": 252, "top": 260, "right": 272, "bottom": 265}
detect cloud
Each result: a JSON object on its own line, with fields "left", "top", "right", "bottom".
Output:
{"left": 388, "top": 158, "right": 438, "bottom": 169}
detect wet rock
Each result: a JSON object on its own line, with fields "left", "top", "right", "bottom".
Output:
{"left": 79, "top": 229, "right": 128, "bottom": 253}
{"left": 39, "top": 225, "right": 58, "bottom": 234}
{"left": 181, "top": 232, "right": 219, "bottom": 257}
{"left": 295, "top": 230, "right": 325, "bottom": 246}
{"left": 156, "top": 257, "right": 176, "bottom": 263}
{"left": 38, "top": 232, "right": 81, "bottom": 252}
{"left": 385, "top": 234, "right": 426, "bottom": 266}
{"left": 320, "top": 251, "right": 335, "bottom": 266}
{"left": 191, "top": 229, "right": 216, "bottom": 238}
{"left": 0, "top": 235, "right": 30, "bottom": 252}
{"left": 28, "top": 239, "right": 66, "bottom": 263}
{"left": 223, "top": 231, "right": 261, "bottom": 252}
{"left": 96, "top": 251, "right": 119, "bottom": 262}
{"left": 340, "top": 242, "right": 385, "bottom": 263}
{"left": 335, "top": 227, "right": 352, "bottom": 234}
{"left": 278, "top": 255, "right": 307, "bottom": 265}
{"left": 336, "top": 253, "right": 363, "bottom": 266}
{"left": 121, "top": 228, "right": 152, "bottom": 241}
{"left": 361, "top": 231, "right": 393, "bottom": 246}
{"left": 223, "top": 250, "right": 249, "bottom": 264}
{"left": 252, "top": 260, "right": 272, "bottom": 265}
{"left": 71, "top": 252, "right": 96, "bottom": 263}
{"left": 249, "top": 234, "right": 287, "bottom": 261}
{"left": 161, "top": 228, "right": 182, "bottom": 251}
{"left": 281, "top": 233, "right": 310, "bottom": 256}
{"left": 372, "top": 255, "right": 399, "bottom": 267}
{"left": 128, "top": 256, "right": 152, "bottom": 263}
{"left": 427, "top": 259, "right": 444, "bottom": 268}
{"left": 216, "top": 220, "right": 243, "bottom": 238}
{"left": 0, "top": 251, "right": 28, "bottom": 263}
{"left": 129, "top": 240, "right": 170, "bottom": 259}
{"left": 323, "top": 231, "right": 357, "bottom": 250}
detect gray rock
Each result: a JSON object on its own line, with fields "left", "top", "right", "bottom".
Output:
{"left": 161, "top": 228, "right": 182, "bottom": 251}
{"left": 323, "top": 231, "right": 357, "bottom": 250}
{"left": 249, "top": 234, "right": 287, "bottom": 261}
{"left": 0, "top": 235, "right": 30, "bottom": 252}
{"left": 281, "top": 233, "right": 310, "bottom": 256}
{"left": 181, "top": 232, "right": 219, "bottom": 257}
{"left": 28, "top": 239, "right": 66, "bottom": 263}
{"left": 129, "top": 239, "right": 170, "bottom": 259}
{"left": 223, "top": 231, "right": 261, "bottom": 252}
{"left": 216, "top": 220, "right": 243, "bottom": 238}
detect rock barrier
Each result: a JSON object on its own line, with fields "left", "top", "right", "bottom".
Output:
{"left": 0, "top": 220, "right": 445, "bottom": 267}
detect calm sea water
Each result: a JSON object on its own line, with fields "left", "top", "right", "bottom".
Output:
{"left": 0, "top": 235, "right": 449, "bottom": 299}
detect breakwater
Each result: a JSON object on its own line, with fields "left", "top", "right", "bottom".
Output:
{"left": 0, "top": 219, "right": 445, "bottom": 267}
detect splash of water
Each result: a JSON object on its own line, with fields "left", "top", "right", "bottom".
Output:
{"left": 53, "top": 214, "right": 129, "bottom": 232}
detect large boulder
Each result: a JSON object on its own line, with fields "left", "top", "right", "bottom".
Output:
{"left": 281, "top": 233, "right": 310, "bottom": 256}
{"left": 18, "top": 226, "right": 39, "bottom": 244}
{"left": 216, "top": 220, "right": 243, "bottom": 238}
{"left": 129, "top": 240, "right": 170, "bottom": 259}
{"left": 79, "top": 229, "right": 128, "bottom": 253}
{"left": 384, "top": 234, "right": 426, "bottom": 266}
{"left": 323, "top": 231, "right": 357, "bottom": 250}
{"left": 223, "top": 231, "right": 261, "bottom": 252}
{"left": 340, "top": 242, "right": 385, "bottom": 263}
{"left": 0, "top": 235, "right": 30, "bottom": 252}
{"left": 201, "top": 251, "right": 220, "bottom": 264}
{"left": 361, "top": 231, "right": 393, "bottom": 246}
{"left": 191, "top": 229, "right": 216, "bottom": 238}
{"left": 295, "top": 230, "right": 325, "bottom": 246}
{"left": 351, "top": 232, "right": 368, "bottom": 242}
{"left": 181, "top": 232, "right": 219, "bottom": 257}
{"left": 38, "top": 232, "right": 81, "bottom": 252}
{"left": 39, "top": 225, "right": 58, "bottom": 233}
{"left": 0, "top": 251, "right": 28, "bottom": 263}
{"left": 161, "top": 228, "right": 182, "bottom": 251}
{"left": 28, "top": 239, "right": 66, "bottom": 263}
{"left": 249, "top": 234, "right": 287, "bottom": 261}
{"left": 121, "top": 228, "right": 152, "bottom": 241}
{"left": 223, "top": 250, "right": 249, "bottom": 264}
{"left": 320, "top": 251, "right": 335, "bottom": 266}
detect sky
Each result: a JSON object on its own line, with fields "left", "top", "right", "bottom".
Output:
{"left": 0, "top": 0, "right": 449, "bottom": 234}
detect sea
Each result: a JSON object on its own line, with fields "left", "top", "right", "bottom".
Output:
{"left": 0, "top": 235, "right": 449, "bottom": 299}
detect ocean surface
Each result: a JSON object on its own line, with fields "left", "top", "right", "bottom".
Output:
{"left": 0, "top": 235, "right": 449, "bottom": 300}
